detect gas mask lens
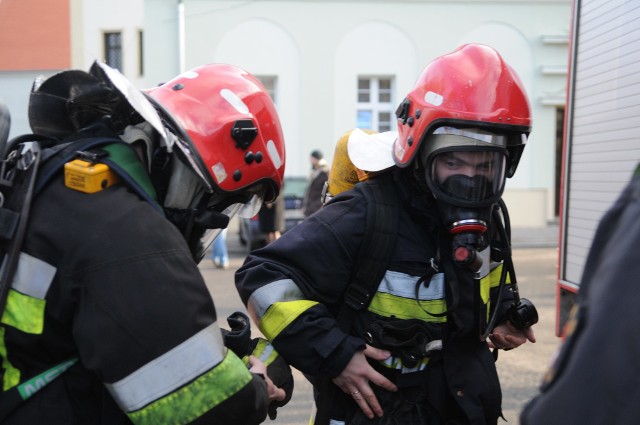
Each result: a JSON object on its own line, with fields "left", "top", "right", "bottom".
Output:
{"left": 430, "top": 150, "right": 506, "bottom": 206}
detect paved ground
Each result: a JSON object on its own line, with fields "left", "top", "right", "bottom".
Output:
{"left": 201, "top": 222, "right": 561, "bottom": 424}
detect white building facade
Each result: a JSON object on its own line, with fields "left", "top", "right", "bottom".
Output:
{"left": 0, "top": 0, "right": 571, "bottom": 228}
{"left": 144, "top": 0, "right": 571, "bottom": 227}
{"left": 0, "top": 0, "right": 145, "bottom": 140}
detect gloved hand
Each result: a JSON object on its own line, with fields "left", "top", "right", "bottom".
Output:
{"left": 221, "top": 312, "right": 294, "bottom": 420}
{"left": 248, "top": 337, "right": 294, "bottom": 420}
{"left": 221, "top": 311, "right": 253, "bottom": 356}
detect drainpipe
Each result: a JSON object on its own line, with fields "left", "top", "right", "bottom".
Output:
{"left": 178, "top": 0, "right": 185, "bottom": 73}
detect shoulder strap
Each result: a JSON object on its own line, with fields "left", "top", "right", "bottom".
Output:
{"left": 35, "top": 136, "right": 123, "bottom": 195}
{"left": 0, "top": 141, "right": 42, "bottom": 316}
{"left": 337, "top": 174, "right": 400, "bottom": 330}
{"left": 36, "top": 137, "right": 163, "bottom": 214}
{"left": 1, "top": 137, "right": 161, "bottom": 315}
{"left": 315, "top": 175, "right": 400, "bottom": 425}
{"left": 0, "top": 357, "right": 78, "bottom": 422}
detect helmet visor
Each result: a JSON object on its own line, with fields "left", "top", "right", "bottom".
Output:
{"left": 193, "top": 192, "right": 264, "bottom": 262}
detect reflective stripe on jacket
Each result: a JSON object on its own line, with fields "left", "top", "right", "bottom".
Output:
{"left": 0, "top": 172, "right": 269, "bottom": 424}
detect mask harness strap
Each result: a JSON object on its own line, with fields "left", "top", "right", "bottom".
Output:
{"left": 413, "top": 232, "right": 463, "bottom": 319}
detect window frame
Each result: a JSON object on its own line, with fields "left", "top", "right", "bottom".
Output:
{"left": 356, "top": 76, "right": 396, "bottom": 132}
{"left": 103, "top": 31, "right": 123, "bottom": 72}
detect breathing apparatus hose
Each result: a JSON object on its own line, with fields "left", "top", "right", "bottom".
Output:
{"left": 480, "top": 199, "right": 513, "bottom": 341}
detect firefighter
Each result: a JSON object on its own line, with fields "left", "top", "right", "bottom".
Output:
{"left": 235, "top": 44, "right": 536, "bottom": 425}
{"left": 520, "top": 163, "right": 640, "bottom": 424}
{"left": 0, "top": 62, "right": 289, "bottom": 423}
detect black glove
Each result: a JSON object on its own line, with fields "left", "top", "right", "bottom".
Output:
{"left": 221, "top": 311, "right": 253, "bottom": 357}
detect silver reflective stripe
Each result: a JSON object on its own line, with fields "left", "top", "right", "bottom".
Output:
{"left": 378, "top": 270, "right": 445, "bottom": 301}
{"left": 256, "top": 342, "right": 274, "bottom": 363}
{"left": 247, "top": 279, "right": 305, "bottom": 321}
{"left": 329, "top": 420, "right": 345, "bottom": 425}
{"left": 476, "top": 246, "right": 491, "bottom": 279}
{"left": 106, "top": 322, "right": 225, "bottom": 412}
{"left": 10, "top": 252, "right": 56, "bottom": 299}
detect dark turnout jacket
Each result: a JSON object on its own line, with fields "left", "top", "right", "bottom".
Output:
{"left": 236, "top": 170, "right": 515, "bottom": 424}
{"left": 521, "top": 165, "right": 640, "bottom": 425}
{"left": 0, "top": 157, "right": 269, "bottom": 424}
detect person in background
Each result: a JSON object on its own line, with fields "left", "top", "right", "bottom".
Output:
{"left": 212, "top": 228, "right": 230, "bottom": 269}
{"left": 258, "top": 189, "right": 285, "bottom": 243}
{"left": 303, "top": 149, "right": 329, "bottom": 217}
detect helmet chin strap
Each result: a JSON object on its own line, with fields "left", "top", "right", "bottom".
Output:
{"left": 194, "top": 210, "right": 230, "bottom": 230}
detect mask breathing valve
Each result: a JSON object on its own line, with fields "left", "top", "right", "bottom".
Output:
{"left": 449, "top": 218, "right": 488, "bottom": 272}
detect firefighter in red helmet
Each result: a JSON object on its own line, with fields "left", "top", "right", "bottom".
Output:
{"left": 236, "top": 44, "right": 536, "bottom": 425}
{"left": 0, "top": 61, "right": 290, "bottom": 424}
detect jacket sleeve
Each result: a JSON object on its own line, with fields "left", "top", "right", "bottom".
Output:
{"left": 235, "top": 191, "right": 369, "bottom": 378}
{"left": 58, "top": 186, "right": 271, "bottom": 425}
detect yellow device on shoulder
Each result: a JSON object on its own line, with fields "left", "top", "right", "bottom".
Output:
{"left": 64, "top": 158, "right": 121, "bottom": 193}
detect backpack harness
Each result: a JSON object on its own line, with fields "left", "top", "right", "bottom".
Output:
{"left": 0, "top": 135, "right": 158, "bottom": 419}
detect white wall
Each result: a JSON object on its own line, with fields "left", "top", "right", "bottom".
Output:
{"left": 0, "top": 71, "right": 58, "bottom": 139}
{"left": 144, "top": 0, "right": 572, "bottom": 226}
{"left": 214, "top": 19, "right": 303, "bottom": 177}
{"left": 1, "top": 0, "right": 146, "bottom": 139}
{"left": 81, "top": 0, "right": 145, "bottom": 88}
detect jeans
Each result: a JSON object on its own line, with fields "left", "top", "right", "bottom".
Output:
{"left": 211, "top": 228, "right": 229, "bottom": 268}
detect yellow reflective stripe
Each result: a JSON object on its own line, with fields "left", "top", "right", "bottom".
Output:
{"left": 0, "top": 326, "right": 21, "bottom": 390}
{"left": 480, "top": 263, "right": 513, "bottom": 321}
{"left": 369, "top": 292, "right": 446, "bottom": 322}
{"left": 488, "top": 263, "right": 511, "bottom": 288}
{"left": 251, "top": 338, "right": 278, "bottom": 366}
{"left": 127, "top": 351, "right": 253, "bottom": 425}
{"left": 1, "top": 289, "right": 45, "bottom": 334}
{"left": 480, "top": 263, "right": 512, "bottom": 304}
{"left": 260, "top": 300, "right": 318, "bottom": 340}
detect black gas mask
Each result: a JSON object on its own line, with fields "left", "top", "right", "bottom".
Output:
{"left": 422, "top": 133, "right": 508, "bottom": 273}
{"left": 420, "top": 127, "right": 538, "bottom": 334}
{"left": 436, "top": 174, "right": 497, "bottom": 271}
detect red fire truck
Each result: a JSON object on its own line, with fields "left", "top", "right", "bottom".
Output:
{"left": 556, "top": 0, "right": 640, "bottom": 335}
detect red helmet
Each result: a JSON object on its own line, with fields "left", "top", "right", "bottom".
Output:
{"left": 146, "top": 64, "right": 285, "bottom": 203}
{"left": 394, "top": 44, "right": 531, "bottom": 178}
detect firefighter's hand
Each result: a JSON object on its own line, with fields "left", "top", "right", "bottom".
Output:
{"left": 248, "top": 355, "right": 286, "bottom": 403}
{"left": 488, "top": 321, "right": 536, "bottom": 350}
{"left": 333, "top": 345, "right": 398, "bottom": 419}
